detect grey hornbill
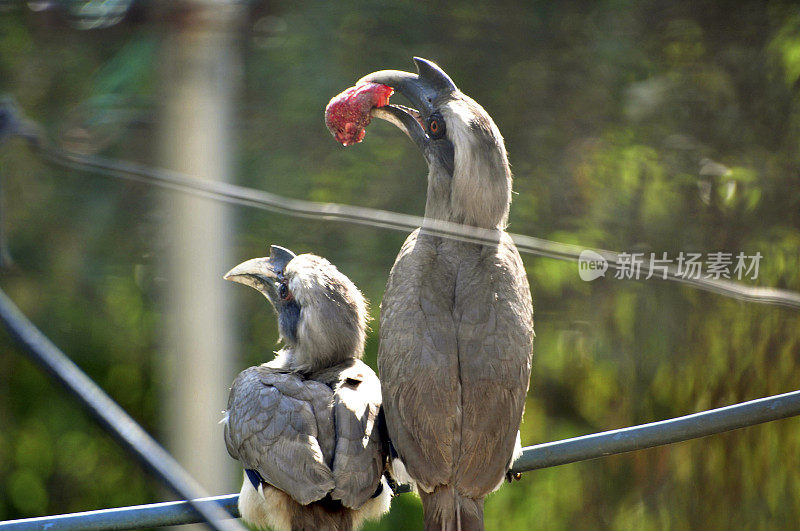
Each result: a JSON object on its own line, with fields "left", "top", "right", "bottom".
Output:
{"left": 222, "top": 245, "right": 391, "bottom": 530}
{"left": 359, "top": 58, "right": 534, "bottom": 529}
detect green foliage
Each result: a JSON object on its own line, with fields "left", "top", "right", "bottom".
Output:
{"left": 1, "top": 1, "right": 800, "bottom": 529}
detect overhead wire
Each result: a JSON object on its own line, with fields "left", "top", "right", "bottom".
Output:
{"left": 16, "top": 123, "right": 799, "bottom": 311}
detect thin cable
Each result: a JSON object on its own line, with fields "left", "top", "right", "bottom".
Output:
{"left": 29, "top": 137, "right": 800, "bottom": 311}
{"left": 0, "top": 288, "right": 245, "bottom": 531}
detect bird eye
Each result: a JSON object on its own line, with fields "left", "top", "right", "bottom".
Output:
{"left": 426, "top": 113, "right": 446, "bottom": 139}
{"left": 279, "top": 282, "right": 291, "bottom": 300}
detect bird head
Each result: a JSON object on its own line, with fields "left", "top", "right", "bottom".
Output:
{"left": 224, "top": 245, "right": 368, "bottom": 371}
{"left": 360, "top": 57, "right": 512, "bottom": 229}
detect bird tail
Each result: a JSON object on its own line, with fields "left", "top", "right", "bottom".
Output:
{"left": 419, "top": 485, "right": 484, "bottom": 531}
{"left": 289, "top": 496, "right": 353, "bottom": 531}
{"left": 239, "top": 477, "right": 355, "bottom": 531}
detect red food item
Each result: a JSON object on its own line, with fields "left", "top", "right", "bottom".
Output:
{"left": 325, "top": 82, "right": 394, "bottom": 146}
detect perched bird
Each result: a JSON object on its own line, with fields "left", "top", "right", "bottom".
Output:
{"left": 222, "top": 245, "right": 391, "bottom": 531}
{"left": 353, "top": 58, "right": 534, "bottom": 529}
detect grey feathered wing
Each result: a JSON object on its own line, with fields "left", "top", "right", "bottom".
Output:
{"left": 378, "top": 230, "right": 462, "bottom": 490}
{"left": 452, "top": 233, "right": 533, "bottom": 496}
{"left": 224, "top": 365, "right": 336, "bottom": 506}
{"left": 328, "top": 359, "right": 386, "bottom": 509}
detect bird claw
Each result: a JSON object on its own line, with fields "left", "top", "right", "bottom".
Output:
{"left": 506, "top": 471, "right": 522, "bottom": 483}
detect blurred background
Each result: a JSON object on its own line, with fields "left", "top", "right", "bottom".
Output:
{"left": 1, "top": 0, "right": 800, "bottom": 529}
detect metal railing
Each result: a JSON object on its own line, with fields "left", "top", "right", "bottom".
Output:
{"left": 3, "top": 389, "right": 799, "bottom": 528}
{"left": 0, "top": 496, "right": 240, "bottom": 530}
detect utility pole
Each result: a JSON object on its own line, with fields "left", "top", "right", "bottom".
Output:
{"left": 159, "top": 0, "right": 243, "bottom": 507}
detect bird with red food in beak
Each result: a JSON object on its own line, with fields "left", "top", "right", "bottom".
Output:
{"left": 327, "top": 58, "right": 534, "bottom": 530}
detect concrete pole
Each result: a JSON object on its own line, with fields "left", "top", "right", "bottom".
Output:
{"left": 159, "top": 0, "right": 242, "bottom": 503}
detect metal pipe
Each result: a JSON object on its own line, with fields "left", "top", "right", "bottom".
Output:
{"left": 158, "top": 0, "right": 241, "bottom": 500}
{"left": 3, "top": 389, "right": 798, "bottom": 529}
{"left": 511, "top": 388, "right": 800, "bottom": 472}
{"left": 0, "top": 289, "right": 244, "bottom": 531}
{"left": 0, "top": 495, "right": 239, "bottom": 530}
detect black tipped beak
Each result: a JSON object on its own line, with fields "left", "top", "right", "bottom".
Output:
{"left": 370, "top": 105, "right": 428, "bottom": 152}
{"left": 224, "top": 245, "right": 296, "bottom": 305}
{"left": 224, "top": 256, "right": 279, "bottom": 300}
{"left": 359, "top": 57, "right": 457, "bottom": 151}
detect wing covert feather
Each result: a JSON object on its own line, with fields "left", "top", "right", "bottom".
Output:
{"left": 329, "top": 360, "right": 385, "bottom": 508}
{"left": 452, "top": 233, "right": 533, "bottom": 495}
{"left": 379, "top": 230, "right": 461, "bottom": 489}
{"left": 224, "top": 365, "right": 336, "bottom": 505}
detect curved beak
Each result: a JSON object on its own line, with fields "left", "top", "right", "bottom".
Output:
{"left": 224, "top": 245, "right": 296, "bottom": 306}
{"left": 358, "top": 57, "right": 457, "bottom": 151}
